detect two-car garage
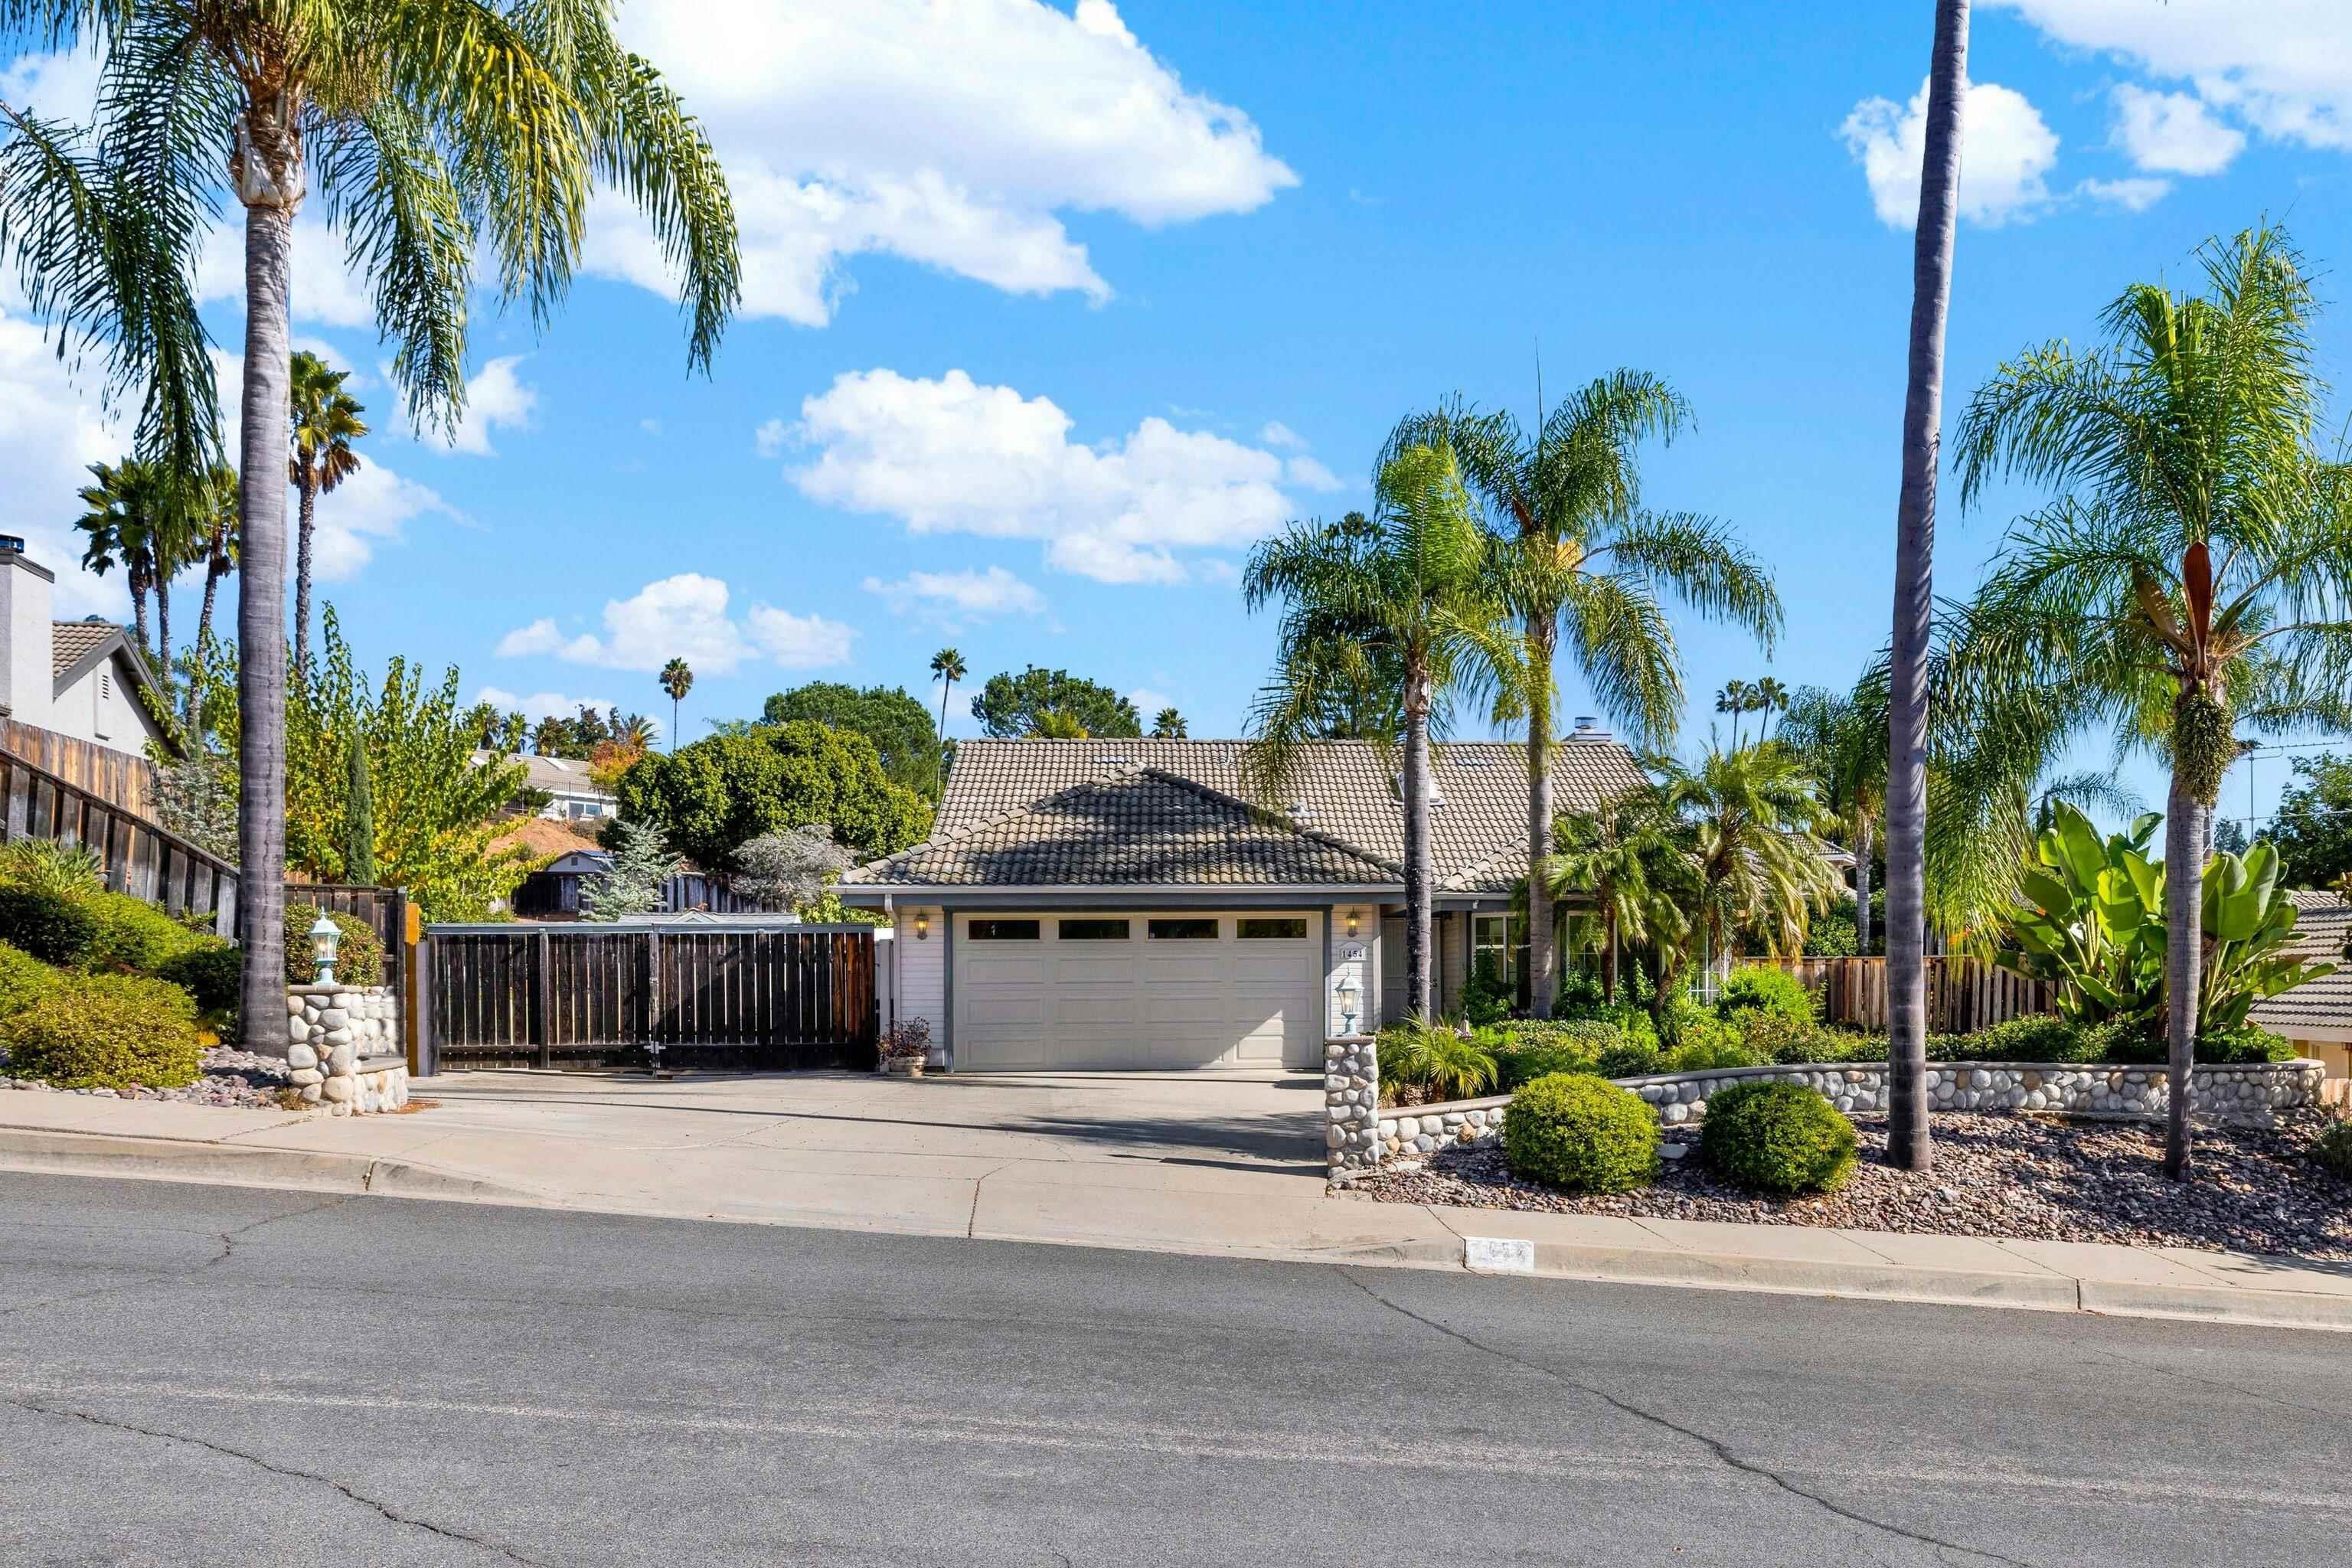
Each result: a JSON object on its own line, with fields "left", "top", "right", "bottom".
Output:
{"left": 951, "top": 910, "right": 1325, "bottom": 1072}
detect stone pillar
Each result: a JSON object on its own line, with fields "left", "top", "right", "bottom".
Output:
{"left": 1325, "top": 1034, "right": 1380, "bottom": 1185}
{"left": 285, "top": 985, "right": 410, "bottom": 1116}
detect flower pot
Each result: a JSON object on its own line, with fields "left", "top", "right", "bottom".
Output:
{"left": 884, "top": 1057, "right": 924, "bottom": 1078}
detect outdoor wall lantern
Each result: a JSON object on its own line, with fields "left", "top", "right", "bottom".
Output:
{"left": 1335, "top": 975, "right": 1360, "bottom": 1035}
{"left": 916, "top": 911, "right": 931, "bottom": 941}
{"left": 308, "top": 913, "right": 342, "bottom": 986}
{"left": 1346, "top": 910, "right": 1361, "bottom": 939}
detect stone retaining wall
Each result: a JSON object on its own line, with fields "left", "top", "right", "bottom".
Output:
{"left": 286, "top": 985, "right": 408, "bottom": 1116}
{"left": 1346, "top": 1054, "right": 2328, "bottom": 1175}
{"left": 1325, "top": 1036, "right": 1380, "bottom": 1181}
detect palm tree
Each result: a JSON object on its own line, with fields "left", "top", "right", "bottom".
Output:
{"left": 1885, "top": 0, "right": 1973, "bottom": 1173}
{"left": 929, "top": 646, "right": 965, "bottom": 795}
{"left": 288, "top": 351, "right": 367, "bottom": 677}
{"left": 1951, "top": 224, "right": 2352, "bottom": 1180}
{"left": 1151, "top": 707, "right": 1187, "bottom": 739}
{"left": 1245, "top": 439, "right": 1525, "bottom": 1018}
{"left": 1547, "top": 789, "right": 1678, "bottom": 1001}
{"left": 1659, "top": 743, "right": 1841, "bottom": 982}
{"left": 1717, "top": 678, "right": 1754, "bottom": 748}
{"left": 659, "top": 659, "right": 695, "bottom": 752}
{"left": 1752, "top": 675, "right": 1788, "bottom": 740}
{"left": 185, "top": 462, "right": 239, "bottom": 694}
{"left": 74, "top": 459, "right": 165, "bottom": 663}
{"left": 0, "top": 5, "right": 739, "bottom": 1052}
{"left": 1390, "top": 382, "right": 1779, "bottom": 1018}
{"left": 1779, "top": 680, "right": 1888, "bottom": 955}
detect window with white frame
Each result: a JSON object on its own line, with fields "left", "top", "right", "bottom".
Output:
{"left": 1472, "top": 914, "right": 1528, "bottom": 992}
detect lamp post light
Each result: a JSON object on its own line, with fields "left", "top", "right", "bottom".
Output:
{"left": 1335, "top": 975, "right": 1360, "bottom": 1036}
{"left": 308, "top": 913, "right": 342, "bottom": 987}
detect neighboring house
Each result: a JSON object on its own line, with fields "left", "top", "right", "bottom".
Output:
{"left": 480, "top": 751, "right": 619, "bottom": 822}
{"left": 2250, "top": 890, "right": 2352, "bottom": 1090}
{"left": 0, "top": 537, "right": 173, "bottom": 762}
{"left": 511, "top": 851, "right": 781, "bottom": 920}
{"left": 839, "top": 730, "right": 1648, "bottom": 1073}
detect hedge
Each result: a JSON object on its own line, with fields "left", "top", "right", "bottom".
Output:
{"left": 0, "top": 941, "right": 61, "bottom": 1018}
{"left": 1700, "top": 1080, "right": 1858, "bottom": 1196}
{"left": 0, "top": 887, "right": 99, "bottom": 967}
{"left": 157, "top": 944, "right": 243, "bottom": 1018}
{"left": 282, "top": 903, "right": 385, "bottom": 988}
{"left": 1501, "top": 1073, "right": 1659, "bottom": 1192}
{"left": 83, "top": 891, "right": 213, "bottom": 975}
{"left": 1, "top": 972, "right": 202, "bottom": 1089}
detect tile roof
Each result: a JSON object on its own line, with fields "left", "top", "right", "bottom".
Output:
{"left": 850, "top": 737, "right": 1649, "bottom": 893}
{"left": 51, "top": 620, "right": 116, "bottom": 679}
{"left": 2249, "top": 890, "right": 2352, "bottom": 1034}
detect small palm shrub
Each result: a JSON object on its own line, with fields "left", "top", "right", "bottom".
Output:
{"left": 0, "top": 839, "right": 105, "bottom": 899}
{"left": 2314, "top": 1116, "right": 2352, "bottom": 1182}
{"left": 1502, "top": 1073, "right": 1660, "bottom": 1192}
{"left": 1700, "top": 1081, "right": 1858, "bottom": 1196}
{"left": 157, "top": 944, "right": 244, "bottom": 1019}
{"left": 0, "top": 888, "right": 100, "bottom": 966}
{"left": 0, "top": 941, "right": 62, "bottom": 1017}
{"left": 1716, "top": 965, "right": 1818, "bottom": 1026}
{"left": 282, "top": 904, "right": 386, "bottom": 988}
{"left": 1377, "top": 1017, "right": 1498, "bottom": 1104}
{"left": 1, "top": 972, "right": 202, "bottom": 1089}
{"left": 83, "top": 892, "right": 213, "bottom": 975}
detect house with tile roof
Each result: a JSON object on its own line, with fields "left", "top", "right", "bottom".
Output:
{"left": 0, "top": 538, "right": 172, "bottom": 763}
{"left": 2252, "top": 890, "right": 2352, "bottom": 1092}
{"left": 840, "top": 727, "right": 1648, "bottom": 1072}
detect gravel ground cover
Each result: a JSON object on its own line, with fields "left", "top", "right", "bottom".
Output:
{"left": 0, "top": 1045, "right": 292, "bottom": 1109}
{"left": 1362, "top": 1109, "right": 2352, "bottom": 1260}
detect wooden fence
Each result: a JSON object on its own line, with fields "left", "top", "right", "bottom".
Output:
{"left": 1753, "top": 956, "right": 2055, "bottom": 1035}
{"left": 508, "top": 867, "right": 781, "bottom": 920}
{"left": 425, "top": 923, "right": 878, "bottom": 1070}
{"left": 0, "top": 743, "right": 236, "bottom": 933}
{"left": 287, "top": 882, "right": 409, "bottom": 1034}
{"left": 2, "top": 719, "right": 158, "bottom": 817}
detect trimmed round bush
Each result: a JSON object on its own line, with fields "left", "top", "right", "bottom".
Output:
{"left": 282, "top": 903, "right": 385, "bottom": 988}
{"left": 0, "top": 940, "right": 62, "bottom": 1018}
{"left": 156, "top": 942, "right": 243, "bottom": 1018}
{"left": 2314, "top": 1119, "right": 2352, "bottom": 1182}
{"left": 1700, "top": 1080, "right": 1859, "bottom": 1196}
{"left": 83, "top": 891, "right": 211, "bottom": 975}
{"left": 1717, "top": 965, "right": 1818, "bottom": 1026}
{"left": 0, "top": 887, "right": 100, "bottom": 966}
{"left": 1502, "top": 1073, "right": 1660, "bottom": 1192}
{"left": 1, "top": 972, "right": 201, "bottom": 1089}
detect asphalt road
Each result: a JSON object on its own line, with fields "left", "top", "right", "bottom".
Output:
{"left": 1, "top": 1172, "right": 2346, "bottom": 1567}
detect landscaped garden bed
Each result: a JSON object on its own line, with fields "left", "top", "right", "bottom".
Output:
{"left": 1, "top": 1044, "right": 292, "bottom": 1107}
{"left": 1361, "top": 1107, "right": 2352, "bottom": 1260}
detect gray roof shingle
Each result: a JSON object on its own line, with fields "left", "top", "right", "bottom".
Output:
{"left": 51, "top": 620, "right": 116, "bottom": 679}
{"left": 2249, "top": 890, "right": 2352, "bottom": 1034}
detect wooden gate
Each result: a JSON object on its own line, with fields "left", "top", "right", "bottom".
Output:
{"left": 1753, "top": 956, "right": 2054, "bottom": 1034}
{"left": 425, "top": 923, "right": 879, "bottom": 1070}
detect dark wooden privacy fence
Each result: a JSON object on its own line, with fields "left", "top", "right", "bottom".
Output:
{"left": 508, "top": 867, "right": 781, "bottom": 920}
{"left": 1754, "top": 956, "right": 2055, "bottom": 1034}
{"left": 0, "top": 742, "right": 236, "bottom": 933}
{"left": 426, "top": 923, "right": 878, "bottom": 1070}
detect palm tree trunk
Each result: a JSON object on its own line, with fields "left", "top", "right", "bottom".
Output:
{"left": 234, "top": 123, "right": 299, "bottom": 1054}
{"left": 292, "top": 472, "right": 317, "bottom": 677}
{"left": 191, "top": 558, "right": 224, "bottom": 720}
{"left": 1403, "top": 665, "right": 1434, "bottom": 1018}
{"left": 1855, "top": 812, "right": 1874, "bottom": 956}
{"left": 934, "top": 678, "right": 953, "bottom": 797}
{"left": 2163, "top": 773, "right": 2203, "bottom": 1180}
{"left": 1884, "top": 0, "right": 1971, "bottom": 1174}
{"left": 1524, "top": 616, "right": 1557, "bottom": 1018}
{"left": 129, "top": 566, "right": 152, "bottom": 668}
{"left": 1604, "top": 906, "right": 1619, "bottom": 1002}
{"left": 154, "top": 574, "right": 172, "bottom": 678}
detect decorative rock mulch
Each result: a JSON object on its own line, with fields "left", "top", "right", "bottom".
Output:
{"left": 1359, "top": 1110, "right": 2352, "bottom": 1261}
{"left": 0, "top": 1046, "right": 292, "bottom": 1109}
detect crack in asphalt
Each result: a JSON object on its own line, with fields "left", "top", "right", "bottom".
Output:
{"left": 2, "top": 1392, "right": 547, "bottom": 1565}
{"left": 2, "top": 1196, "right": 351, "bottom": 1318}
{"left": 967, "top": 1163, "right": 1017, "bottom": 1238}
{"left": 1339, "top": 1269, "right": 2040, "bottom": 1568}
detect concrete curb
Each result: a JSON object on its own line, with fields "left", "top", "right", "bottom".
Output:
{"left": 0, "top": 1129, "right": 540, "bottom": 1207}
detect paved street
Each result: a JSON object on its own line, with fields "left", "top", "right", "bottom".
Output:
{"left": 2, "top": 1171, "right": 2347, "bottom": 1566}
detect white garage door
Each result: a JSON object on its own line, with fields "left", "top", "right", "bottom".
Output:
{"left": 954, "top": 912, "right": 1322, "bottom": 1071}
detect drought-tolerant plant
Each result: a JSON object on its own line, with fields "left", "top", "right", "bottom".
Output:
{"left": 1377, "top": 1016, "right": 1500, "bottom": 1104}
{"left": 1502, "top": 1073, "right": 1660, "bottom": 1191}
{"left": 1596, "top": 1037, "right": 1664, "bottom": 1080}
{"left": 1, "top": 972, "right": 201, "bottom": 1089}
{"left": 1716, "top": 965, "right": 1817, "bottom": 1026}
{"left": 82, "top": 892, "right": 214, "bottom": 975}
{"left": 1700, "top": 1080, "right": 1858, "bottom": 1196}
{"left": 582, "top": 819, "right": 682, "bottom": 923}
{"left": 1493, "top": 1020, "right": 1620, "bottom": 1089}
{"left": 281, "top": 904, "right": 384, "bottom": 989}
{"left": 2314, "top": 1115, "right": 2352, "bottom": 1182}
{"left": 158, "top": 944, "right": 243, "bottom": 1021}
{"left": 0, "top": 839, "right": 105, "bottom": 900}
{"left": 731, "top": 824, "right": 855, "bottom": 915}
{"left": 0, "top": 942, "right": 62, "bottom": 1018}
{"left": 1661, "top": 1036, "right": 1765, "bottom": 1073}
{"left": 0, "top": 889, "right": 100, "bottom": 968}
{"left": 1458, "top": 952, "right": 1513, "bottom": 1029}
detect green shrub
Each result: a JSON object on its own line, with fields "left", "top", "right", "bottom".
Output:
{"left": 1926, "top": 1014, "right": 2090, "bottom": 1063}
{"left": 1504, "top": 1018, "right": 1619, "bottom": 1054}
{"left": 0, "top": 838, "right": 104, "bottom": 899}
{"left": 1596, "top": 1037, "right": 1664, "bottom": 1079}
{"left": 1459, "top": 953, "right": 1513, "bottom": 1028}
{"left": 83, "top": 891, "right": 211, "bottom": 975}
{"left": 157, "top": 943, "right": 243, "bottom": 1018}
{"left": 1, "top": 972, "right": 201, "bottom": 1089}
{"left": 282, "top": 903, "right": 385, "bottom": 988}
{"left": 1717, "top": 965, "right": 1818, "bottom": 1026}
{"left": 0, "top": 887, "right": 100, "bottom": 966}
{"left": 1737, "top": 1010, "right": 1883, "bottom": 1064}
{"left": 1377, "top": 1018, "right": 1498, "bottom": 1103}
{"left": 1494, "top": 1020, "right": 1620, "bottom": 1090}
{"left": 1502, "top": 1073, "right": 1660, "bottom": 1192}
{"left": 1663, "top": 1037, "right": 1766, "bottom": 1073}
{"left": 1700, "top": 1080, "right": 1859, "bottom": 1195}
{"left": 0, "top": 941, "right": 62, "bottom": 1017}
{"left": 2314, "top": 1117, "right": 2352, "bottom": 1182}
{"left": 2092, "top": 1024, "right": 2296, "bottom": 1067}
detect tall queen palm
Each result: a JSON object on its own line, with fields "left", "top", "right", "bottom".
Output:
{"left": 0, "top": 1, "right": 740, "bottom": 1044}
{"left": 288, "top": 349, "right": 366, "bottom": 676}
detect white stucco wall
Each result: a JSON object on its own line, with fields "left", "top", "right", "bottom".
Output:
{"left": 54, "top": 655, "right": 168, "bottom": 759}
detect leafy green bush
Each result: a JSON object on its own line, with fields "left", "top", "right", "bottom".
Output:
{"left": 282, "top": 903, "right": 385, "bottom": 988}
{"left": 1459, "top": 954, "right": 1513, "bottom": 1028}
{"left": 2314, "top": 1117, "right": 2352, "bottom": 1182}
{"left": 1736, "top": 1009, "right": 1877, "bottom": 1064}
{"left": 1662, "top": 1036, "right": 1766, "bottom": 1072}
{"left": 1596, "top": 1037, "right": 1664, "bottom": 1079}
{"left": 1926, "top": 1014, "right": 2092, "bottom": 1063}
{"left": 1493, "top": 1021, "right": 1622, "bottom": 1089}
{"left": 0, "top": 838, "right": 106, "bottom": 899}
{"left": 1504, "top": 1018, "right": 1619, "bottom": 1054}
{"left": 1, "top": 972, "right": 201, "bottom": 1089}
{"left": 1502, "top": 1073, "right": 1660, "bottom": 1192}
{"left": 0, "top": 888, "right": 100, "bottom": 966}
{"left": 2091, "top": 1024, "right": 2296, "bottom": 1066}
{"left": 1717, "top": 966, "right": 1818, "bottom": 1026}
{"left": 1377, "top": 1018, "right": 1499, "bottom": 1103}
{"left": 83, "top": 892, "right": 213, "bottom": 975}
{"left": 1700, "top": 1080, "right": 1858, "bottom": 1195}
{"left": 157, "top": 944, "right": 243, "bottom": 1018}
{"left": 0, "top": 941, "right": 62, "bottom": 1017}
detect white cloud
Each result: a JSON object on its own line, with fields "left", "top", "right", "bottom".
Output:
{"left": 1991, "top": 0, "right": 2352, "bottom": 152}
{"left": 639, "top": 418, "right": 663, "bottom": 436}
{"left": 863, "top": 565, "right": 1046, "bottom": 619}
{"left": 2110, "top": 83, "right": 2246, "bottom": 175}
{"left": 472, "top": 687, "right": 616, "bottom": 723}
{"left": 782, "top": 368, "right": 1302, "bottom": 584}
{"left": 1259, "top": 420, "right": 1306, "bottom": 449}
{"left": 416, "top": 355, "right": 537, "bottom": 457}
{"left": 754, "top": 417, "right": 790, "bottom": 458}
{"left": 193, "top": 214, "right": 377, "bottom": 329}
{"left": 498, "top": 573, "right": 854, "bottom": 675}
{"left": 1129, "top": 688, "right": 1174, "bottom": 717}
{"left": 0, "top": 308, "right": 132, "bottom": 618}
{"left": 590, "top": 0, "right": 1295, "bottom": 325}
{"left": 1841, "top": 77, "right": 2060, "bottom": 227}
{"left": 2079, "top": 175, "right": 2171, "bottom": 212}
{"left": 1285, "top": 455, "right": 1344, "bottom": 492}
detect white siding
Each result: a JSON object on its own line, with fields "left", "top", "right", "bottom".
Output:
{"left": 1438, "top": 913, "right": 1468, "bottom": 1018}
{"left": 1326, "top": 904, "right": 1376, "bottom": 1037}
{"left": 53, "top": 655, "right": 168, "bottom": 761}
{"left": 893, "top": 906, "right": 946, "bottom": 1064}
{"left": 1379, "top": 915, "right": 1406, "bottom": 1025}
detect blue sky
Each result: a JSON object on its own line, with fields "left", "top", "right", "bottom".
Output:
{"left": 3, "top": 1, "right": 2347, "bottom": 828}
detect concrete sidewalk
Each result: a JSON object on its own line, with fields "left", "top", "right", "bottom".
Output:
{"left": 2, "top": 1073, "right": 2349, "bottom": 1332}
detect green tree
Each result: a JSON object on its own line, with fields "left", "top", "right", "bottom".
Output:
{"left": 1150, "top": 707, "right": 1187, "bottom": 739}
{"left": 583, "top": 818, "right": 679, "bottom": 923}
{"left": 342, "top": 728, "right": 376, "bottom": 886}
{"left": 928, "top": 646, "right": 965, "bottom": 795}
{"left": 1390, "top": 381, "right": 1779, "bottom": 1018}
{"left": 1951, "top": 224, "right": 2352, "bottom": 1179}
{"left": 615, "top": 720, "right": 931, "bottom": 872}
{"left": 1779, "top": 678, "right": 1887, "bottom": 956}
{"left": 762, "top": 682, "right": 947, "bottom": 801}
{"left": 0, "top": 1, "right": 740, "bottom": 1040}
{"left": 660, "top": 659, "right": 694, "bottom": 751}
{"left": 1546, "top": 787, "right": 1683, "bottom": 1002}
{"left": 1716, "top": 678, "right": 1753, "bottom": 748}
{"left": 288, "top": 351, "right": 366, "bottom": 678}
{"left": 184, "top": 463, "right": 238, "bottom": 692}
{"left": 1658, "top": 743, "right": 1840, "bottom": 984}
{"left": 971, "top": 667, "right": 1141, "bottom": 740}
{"left": 1245, "top": 439, "right": 1524, "bottom": 1018}
{"left": 1029, "top": 708, "right": 1089, "bottom": 739}
{"left": 73, "top": 459, "right": 167, "bottom": 666}
{"left": 2266, "top": 756, "right": 2352, "bottom": 888}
